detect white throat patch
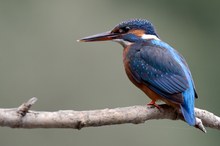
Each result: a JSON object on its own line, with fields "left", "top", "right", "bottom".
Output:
{"left": 141, "top": 34, "right": 160, "bottom": 40}
{"left": 113, "top": 39, "right": 133, "bottom": 47}
{"left": 113, "top": 34, "right": 159, "bottom": 47}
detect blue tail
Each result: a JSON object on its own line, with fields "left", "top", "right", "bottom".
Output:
{"left": 181, "top": 88, "right": 196, "bottom": 126}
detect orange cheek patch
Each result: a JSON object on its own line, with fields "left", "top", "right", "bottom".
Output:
{"left": 129, "top": 29, "right": 145, "bottom": 37}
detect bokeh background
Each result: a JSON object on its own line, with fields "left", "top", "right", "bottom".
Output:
{"left": 0, "top": 0, "right": 219, "bottom": 145}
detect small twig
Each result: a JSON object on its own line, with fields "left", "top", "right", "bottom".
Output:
{"left": 195, "top": 118, "right": 206, "bottom": 133}
{"left": 17, "top": 97, "right": 38, "bottom": 116}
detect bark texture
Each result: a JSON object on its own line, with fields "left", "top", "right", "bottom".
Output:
{"left": 0, "top": 97, "right": 219, "bottom": 133}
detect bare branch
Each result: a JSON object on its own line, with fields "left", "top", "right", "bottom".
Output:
{"left": 0, "top": 97, "right": 219, "bottom": 133}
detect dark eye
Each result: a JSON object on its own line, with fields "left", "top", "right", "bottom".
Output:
{"left": 124, "top": 26, "right": 131, "bottom": 32}
{"left": 118, "top": 26, "right": 130, "bottom": 33}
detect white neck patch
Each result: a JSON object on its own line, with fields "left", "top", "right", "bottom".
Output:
{"left": 141, "top": 34, "right": 160, "bottom": 40}
{"left": 113, "top": 34, "right": 159, "bottom": 47}
{"left": 113, "top": 39, "right": 133, "bottom": 47}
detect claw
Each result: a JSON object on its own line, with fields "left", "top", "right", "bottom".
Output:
{"left": 147, "top": 100, "right": 161, "bottom": 109}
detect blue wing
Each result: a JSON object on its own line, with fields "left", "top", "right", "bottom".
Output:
{"left": 129, "top": 43, "right": 190, "bottom": 103}
{"left": 177, "top": 51, "right": 198, "bottom": 99}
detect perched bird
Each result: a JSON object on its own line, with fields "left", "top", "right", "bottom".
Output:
{"left": 78, "top": 19, "right": 198, "bottom": 126}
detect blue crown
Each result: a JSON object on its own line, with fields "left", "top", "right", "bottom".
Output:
{"left": 115, "top": 19, "right": 158, "bottom": 36}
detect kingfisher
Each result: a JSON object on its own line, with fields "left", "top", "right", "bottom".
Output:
{"left": 78, "top": 19, "right": 198, "bottom": 126}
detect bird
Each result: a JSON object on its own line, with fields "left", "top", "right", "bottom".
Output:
{"left": 78, "top": 19, "right": 198, "bottom": 126}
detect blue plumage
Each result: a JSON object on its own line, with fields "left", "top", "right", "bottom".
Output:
{"left": 115, "top": 19, "right": 159, "bottom": 37}
{"left": 127, "top": 39, "right": 196, "bottom": 125}
{"left": 79, "top": 18, "right": 198, "bottom": 126}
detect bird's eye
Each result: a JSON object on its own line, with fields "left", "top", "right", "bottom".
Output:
{"left": 124, "top": 26, "right": 130, "bottom": 32}
{"left": 118, "top": 26, "right": 130, "bottom": 33}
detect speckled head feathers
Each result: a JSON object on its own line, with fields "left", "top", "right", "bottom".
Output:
{"left": 113, "top": 19, "right": 158, "bottom": 36}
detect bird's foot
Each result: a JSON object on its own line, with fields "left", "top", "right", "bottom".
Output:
{"left": 147, "top": 101, "right": 161, "bottom": 109}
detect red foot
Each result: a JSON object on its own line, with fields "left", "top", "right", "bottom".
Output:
{"left": 147, "top": 100, "right": 160, "bottom": 109}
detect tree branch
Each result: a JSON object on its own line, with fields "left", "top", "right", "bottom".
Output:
{"left": 0, "top": 97, "right": 219, "bottom": 133}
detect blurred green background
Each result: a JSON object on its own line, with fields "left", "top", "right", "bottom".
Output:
{"left": 0, "top": 0, "right": 219, "bottom": 145}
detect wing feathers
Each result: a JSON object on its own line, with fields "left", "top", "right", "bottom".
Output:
{"left": 129, "top": 44, "right": 190, "bottom": 103}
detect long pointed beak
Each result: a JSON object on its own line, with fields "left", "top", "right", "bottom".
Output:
{"left": 77, "top": 31, "right": 120, "bottom": 42}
